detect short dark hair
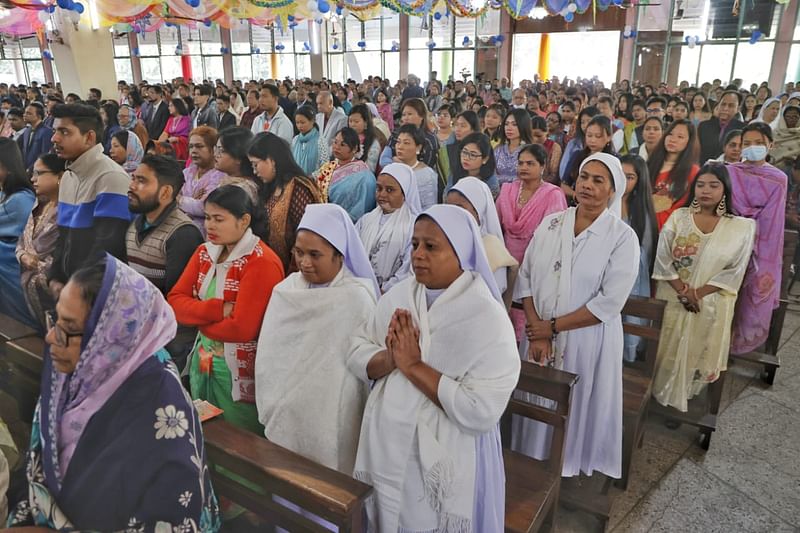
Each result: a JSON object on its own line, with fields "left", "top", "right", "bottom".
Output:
{"left": 194, "top": 84, "right": 213, "bottom": 97}
{"left": 38, "top": 153, "right": 67, "bottom": 174}
{"left": 261, "top": 83, "right": 280, "bottom": 98}
{"left": 51, "top": 103, "right": 103, "bottom": 142}
{"left": 397, "top": 123, "right": 425, "bottom": 147}
{"left": 7, "top": 107, "right": 23, "bottom": 118}
{"left": 742, "top": 121, "right": 773, "bottom": 142}
{"left": 170, "top": 98, "right": 189, "bottom": 116}
{"left": 216, "top": 93, "right": 230, "bottom": 104}
{"left": 89, "top": 88, "right": 102, "bottom": 99}
{"left": 646, "top": 96, "right": 667, "bottom": 109}
{"left": 149, "top": 85, "right": 163, "bottom": 96}
{"left": 139, "top": 154, "right": 185, "bottom": 201}
{"left": 26, "top": 102, "right": 45, "bottom": 119}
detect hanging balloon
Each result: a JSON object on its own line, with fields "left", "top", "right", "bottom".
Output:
{"left": 47, "top": 5, "right": 56, "bottom": 13}
{"left": 567, "top": 3, "right": 577, "bottom": 12}
{"left": 332, "top": 43, "right": 339, "bottom": 50}
{"left": 545, "top": 0, "right": 570, "bottom": 15}
{"left": 318, "top": 0, "right": 331, "bottom": 13}
{"left": 287, "top": 14, "right": 295, "bottom": 21}
{"left": 74, "top": 3, "right": 84, "bottom": 13}
{"left": 57, "top": 0, "right": 71, "bottom": 9}
{"left": 433, "top": 11, "right": 442, "bottom": 20}
{"left": 42, "top": 50, "right": 52, "bottom": 60}
{"left": 336, "top": 5, "right": 343, "bottom": 15}
{"left": 303, "top": 41, "right": 310, "bottom": 51}
{"left": 427, "top": 40, "right": 436, "bottom": 49}
{"left": 564, "top": 11, "right": 574, "bottom": 22}
{"left": 132, "top": 47, "right": 140, "bottom": 56}
{"left": 612, "top": 0, "right": 622, "bottom": 4}
{"left": 253, "top": 47, "right": 261, "bottom": 54}
{"left": 357, "top": 40, "right": 366, "bottom": 48}
{"left": 749, "top": 30, "right": 763, "bottom": 44}
{"left": 203, "top": 18, "right": 212, "bottom": 27}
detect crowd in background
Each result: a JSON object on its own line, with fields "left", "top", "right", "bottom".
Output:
{"left": 0, "top": 69, "right": 795, "bottom": 531}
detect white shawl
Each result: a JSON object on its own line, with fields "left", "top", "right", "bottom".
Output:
{"left": 350, "top": 272, "right": 520, "bottom": 532}
{"left": 356, "top": 207, "right": 414, "bottom": 293}
{"left": 255, "top": 268, "right": 376, "bottom": 473}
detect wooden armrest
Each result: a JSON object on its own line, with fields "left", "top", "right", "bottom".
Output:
{"left": 0, "top": 314, "right": 39, "bottom": 343}
{"left": 202, "top": 419, "right": 371, "bottom": 522}
{"left": 519, "top": 361, "right": 579, "bottom": 388}
{"left": 5, "top": 337, "right": 45, "bottom": 376}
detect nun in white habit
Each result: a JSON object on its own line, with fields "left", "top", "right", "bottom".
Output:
{"left": 446, "top": 176, "right": 519, "bottom": 308}
{"left": 255, "top": 203, "right": 379, "bottom": 477}
{"left": 511, "top": 152, "right": 640, "bottom": 479}
{"left": 356, "top": 162, "right": 421, "bottom": 293}
{"left": 349, "top": 204, "right": 520, "bottom": 533}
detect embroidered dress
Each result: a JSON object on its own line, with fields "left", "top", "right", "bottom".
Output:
{"left": 9, "top": 257, "right": 220, "bottom": 532}
{"left": 652, "top": 164, "right": 699, "bottom": 230}
{"left": 179, "top": 165, "right": 226, "bottom": 237}
{"left": 494, "top": 143, "right": 523, "bottom": 185}
{"left": 317, "top": 159, "right": 377, "bottom": 222}
{"left": 16, "top": 199, "right": 58, "bottom": 329}
{"left": 652, "top": 208, "right": 755, "bottom": 411}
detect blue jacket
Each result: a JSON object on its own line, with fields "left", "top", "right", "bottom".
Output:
{"left": 19, "top": 123, "right": 53, "bottom": 171}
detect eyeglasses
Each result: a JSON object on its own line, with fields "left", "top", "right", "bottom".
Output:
{"left": 32, "top": 169, "right": 56, "bottom": 177}
{"left": 213, "top": 146, "right": 226, "bottom": 155}
{"left": 45, "top": 309, "right": 82, "bottom": 348}
{"left": 461, "top": 149, "right": 483, "bottom": 160}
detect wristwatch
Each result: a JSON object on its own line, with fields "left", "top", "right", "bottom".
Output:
{"left": 550, "top": 317, "right": 559, "bottom": 337}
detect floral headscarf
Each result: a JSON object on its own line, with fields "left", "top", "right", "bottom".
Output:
{"left": 123, "top": 130, "right": 144, "bottom": 174}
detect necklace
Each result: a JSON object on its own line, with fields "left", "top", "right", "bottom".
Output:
{"left": 410, "top": 160, "right": 421, "bottom": 170}
{"left": 517, "top": 182, "right": 539, "bottom": 206}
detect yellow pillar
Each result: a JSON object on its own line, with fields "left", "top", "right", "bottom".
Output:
{"left": 539, "top": 34, "right": 550, "bottom": 80}
{"left": 271, "top": 53, "right": 279, "bottom": 79}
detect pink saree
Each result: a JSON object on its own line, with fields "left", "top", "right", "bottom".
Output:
{"left": 727, "top": 162, "right": 788, "bottom": 354}
{"left": 496, "top": 180, "right": 568, "bottom": 339}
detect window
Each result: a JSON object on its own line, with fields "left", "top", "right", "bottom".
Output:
{"left": 113, "top": 33, "right": 133, "bottom": 83}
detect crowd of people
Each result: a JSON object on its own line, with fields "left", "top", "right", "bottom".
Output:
{"left": 0, "top": 70, "right": 795, "bottom": 531}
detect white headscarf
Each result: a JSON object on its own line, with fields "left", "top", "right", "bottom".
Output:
{"left": 450, "top": 176, "right": 503, "bottom": 240}
{"left": 418, "top": 204, "right": 502, "bottom": 303}
{"left": 380, "top": 163, "right": 422, "bottom": 216}
{"left": 298, "top": 204, "right": 380, "bottom": 297}
{"left": 579, "top": 152, "right": 626, "bottom": 218}
{"left": 753, "top": 96, "right": 782, "bottom": 129}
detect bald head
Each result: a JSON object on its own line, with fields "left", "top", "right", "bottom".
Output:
{"left": 316, "top": 90, "right": 334, "bottom": 115}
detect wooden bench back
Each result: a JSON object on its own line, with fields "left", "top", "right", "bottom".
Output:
{"left": 622, "top": 296, "right": 667, "bottom": 377}
{"left": 202, "top": 419, "right": 371, "bottom": 532}
{"left": 502, "top": 362, "right": 578, "bottom": 475}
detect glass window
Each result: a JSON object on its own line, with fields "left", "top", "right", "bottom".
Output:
{"left": 20, "top": 38, "right": 41, "bottom": 59}
{"left": 384, "top": 51, "right": 399, "bottom": 81}
{"left": 787, "top": 44, "right": 800, "bottom": 84}
{"left": 204, "top": 56, "right": 224, "bottom": 82}
{"left": 25, "top": 61, "right": 45, "bottom": 83}
{"left": 548, "top": 31, "right": 620, "bottom": 85}
{"left": 233, "top": 55, "right": 252, "bottom": 81}
{"left": 349, "top": 51, "right": 382, "bottom": 81}
{"left": 199, "top": 25, "right": 222, "bottom": 55}
{"left": 294, "top": 23, "right": 310, "bottom": 54}
{"left": 114, "top": 58, "right": 133, "bottom": 83}
{"left": 345, "top": 16, "right": 364, "bottom": 51}
{"left": 0, "top": 61, "right": 21, "bottom": 85}
{"left": 382, "top": 9, "right": 400, "bottom": 50}
{"left": 453, "top": 50, "right": 475, "bottom": 85}
{"left": 295, "top": 53, "right": 311, "bottom": 79}
{"left": 676, "top": 44, "right": 701, "bottom": 86}
{"left": 431, "top": 12, "right": 453, "bottom": 48}
{"left": 732, "top": 41, "right": 774, "bottom": 87}
{"left": 408, "top": 49, "right": 429, "bottom": 80}
{"left": 140, "top": 57, "right": 162, "bottom": 83}
{"left": 189, "top": 55, "right": 204, "bottom": 81}
{"left": 329, "top": 52, "right": 345, "bottom": 81}
{"left": 476, "top": 8, "right": 499, "bottom": 38}
{"left": 364, "top": 15, "right": 381, "bottom": 50}
{"left": 511, "top": 34, "right": 540, "bottom": 86}
{"left": 113, "top": 34, "right": 130, "bottom": 57}
{"left": 136, "top": 34, "right": 159, "bottom": 57}
{"left": 326, "top": 19, "right": 344, "bottom": 51}
{"left": 160, "top": 56, "right": 182, "bottom": 82}
{"left": 698, "top": 44, "right": 734, "bottom": 84}
{"left": 432, "top": 50, "right": 453, "bottom": 83}
{"left": 454, "top": 16, "right": 475, "bottom": 49}
{"left": 252, "top": 53, "right": 271, "bottom": 80}
{"left": 251, "top": 24, "right": 272, "bottom": 54}
{"left": 2, "top": 43, "right": 21, "bottom": 59}
{"left": 230, "top": 23, "right": 251, "bottom": 54}
{"left": 409, "top": 16, "right": 431, "bottom": 50}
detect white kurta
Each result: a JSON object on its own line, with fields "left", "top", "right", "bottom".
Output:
{"left": 511, "top": 207, "right": 640, "bottom": 478}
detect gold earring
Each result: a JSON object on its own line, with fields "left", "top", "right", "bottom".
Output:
{"left": 690, "top": 197, "right": 701, "bottom": 213}
{"left": 716, "top": 195, "right": 727, "bottom": 217}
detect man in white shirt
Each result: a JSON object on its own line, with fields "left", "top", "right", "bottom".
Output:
{"left": 315, "top": 90, "right": 348, "bottom": 149}
{"left": 250, "top": 83, "right": 293, "bottom": 144}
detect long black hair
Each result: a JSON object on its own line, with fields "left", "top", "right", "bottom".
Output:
{"left": 0, "top": 137, "right": 33, "bottom": 201}
{"left": 205, "top": 184, "right": 268, "bottom": 241}
{"left": 684, "top": 162, "right": 736, "bottom": 216}
{"left": 574, "top": 105, "right": 600, "bottom": 144}
{"left": 349, "top": 104, "right": 377, "bottom": 164}
{"left": 646, "top": 119, "right": 699, "bottom": 202}
{"left": 248, "top": 132, "right": 309, "bottom": 203}
{"left": 499, "top": 108, "right": 533, "bottom": 145}
{"left": 294, "top": 105, "right": 318, "bottom": 130}
{"left": 567, "top": 115, "right": 614, "bottom": 186}
{"left": 619, "top": 154, "right": 658, "bottom": 270}
{"left": 219, "top": 127, "right": 255, "bottom": 178}
{"left": 453, "top": 132, "right": 496, "bottom": 181}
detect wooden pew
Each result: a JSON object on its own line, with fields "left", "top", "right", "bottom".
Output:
{"left": 501, "top": 361, "right": 579, "bottom": 533}
{"left": 202, "top": 419, "right": 371, "bottom": 532}
{"left": 730, "top": 229, "right": 798, "bottom": 385}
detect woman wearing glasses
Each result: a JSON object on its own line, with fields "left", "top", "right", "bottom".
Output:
{"left": 9, "top": 256, "right": 220, "bottom": 532}
{"left": 446, "top": 132, "right": 500, "bottom": 197}
{"left": 179, "top": 126, "right": 226, "bottom": 237}
{"left": 16, "top": 153, "right": 64, "bottom": 329}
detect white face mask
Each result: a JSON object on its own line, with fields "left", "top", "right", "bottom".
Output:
{"left": 741, "top": 145, "right": 767, "bottom": 162}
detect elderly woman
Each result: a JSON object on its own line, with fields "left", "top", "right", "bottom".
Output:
{"left": 349, "top": 204, "right": 520, "bottom": 532}
{"left": 356, "top": 163, "right": 420, "bottom": 293}
{"left": 314, "top": 127, "right": 376, "bottom": 222}
{"left": 16, "top": 153, "right": 64, "bottom": 329}
{"left": 180, "top": 126, "right": 226, "bottom": 236}
{"left": 168, "top": 185, "right": 285, "bottom": 434}
{"left": 447, "top": 176, "right": 519, "bottom": 307}
{"left": 8, "top": 256, "right": 220, "bottom": 531}
{"left": 118, "top": 103, "right": 149, "bottom": 149}
{"left": 256, "top": 203, "right": 378, "bottom": 476}
{"left": 512, "top": 153, "right": 639, "bottom": 479}
{"left": 109, "top": 130, "right": 145, "bottom": 175}
{"left": 652, "top": 164, "right": 755, "bottom": 411}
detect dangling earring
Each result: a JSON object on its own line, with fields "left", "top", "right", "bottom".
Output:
{"left": 690, "top": 197, "right": 701, "bottom": 214}
{"left": 716, "top": 195, "right": 727, "bottom": 217}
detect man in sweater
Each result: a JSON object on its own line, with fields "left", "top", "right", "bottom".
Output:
{"left": 48, "top": 103, "right": 131, "bottom": 299}
{"left": 251, "top": 83, "right": 293, "bottom": 144}
{"left": 127, "top": 154, "right": 203, "bottom": 371}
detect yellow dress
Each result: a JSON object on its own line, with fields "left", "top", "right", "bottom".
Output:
{"left": 651, "top": 208, "right": 755, "bottom": 412}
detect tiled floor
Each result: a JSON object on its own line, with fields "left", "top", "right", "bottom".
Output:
{"left": 558, "top": 304, "right": 800, "bottom": 533}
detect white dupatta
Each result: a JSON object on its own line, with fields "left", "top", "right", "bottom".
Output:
{"left": 255, "top": 268, "right": 376, "bottom": 473}
{"left": 350, "top": 273, "right": 519, "bottom": 532}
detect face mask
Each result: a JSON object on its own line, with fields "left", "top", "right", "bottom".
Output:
{"left": 742, "top": 145, "right": 767, "bottom": 162}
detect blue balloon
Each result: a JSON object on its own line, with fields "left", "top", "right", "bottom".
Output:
{"left": 57, "top": 0, "right": 71, "bottom": 9}
{"left": 336, "top": 6, "right": 343, "bottom": 14}
{"left": 47, "top": 5, "right": 56, "bottom": 12}
{"left": 74, "top": 3, "right": 85, "bottom": 13}
{"left": 433, "top": 11, "right": 442, "bottom": 19}
{"left": 287, "top": 14, "right": 294, "bottom": 21}
{"left": 318, "top": 0, "right": 330, "bottom": 13}
{"left": 565, "top": 11, "right": 574, "bottom": 21}
{"left": 204, "top": 18, "right": 212, "bottom": 27}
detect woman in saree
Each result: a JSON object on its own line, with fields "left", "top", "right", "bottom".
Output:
{"left": 108, "top": 130, "right": 144, "bottom": 175}
{"left": 248, "top": 133, "right": 322, "bottom": 273}
{"left": 8, "top": 255, "right": 219, "bottom": 532}
{"left": 256, "top": 203, "right": 378, "bottom": 477}
{"left": 16, "top": 154, "right": 63, "bottom": 329}
{"left": 315, "top": 127, "right": 376, "bottom": 222}
{"left": 168, "top": 185, "right": 285, "bottom": 435}
{"left": 727, "top": 122, "right": 789, "bottom": 355}
{"left": 652, "top": 163, "right": 755, "bottom": 411}
{"left": 291, "top": 105, "right": 330, "bottom": 177}
{"left": 512, "top": 153, "right": 639, "bottom": 479}
{"left": 619, "top": 154, "right": 659, "bottom": 362}
{"left": 349, "top": 204, "right": 520, "bottom": 532}
{"left": 646, "top": 119, "right": 700, "bottom": 230}
{"left": 447, "top": 176, "right": 518, "bottom": 308}
{"left": 0, "top": 138, "right": 37, "bottom": 329}
{"left": 180, "top": 126, "right": 226, "bottom": 236}
{"left": 496, "top": 143, "right": 567, "bottom": 340}
{"left": 157, "top": 98, "right": 192, "bottom": 161}
{"left": 356, "top": 163, "right": 420, "bottom": 293}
